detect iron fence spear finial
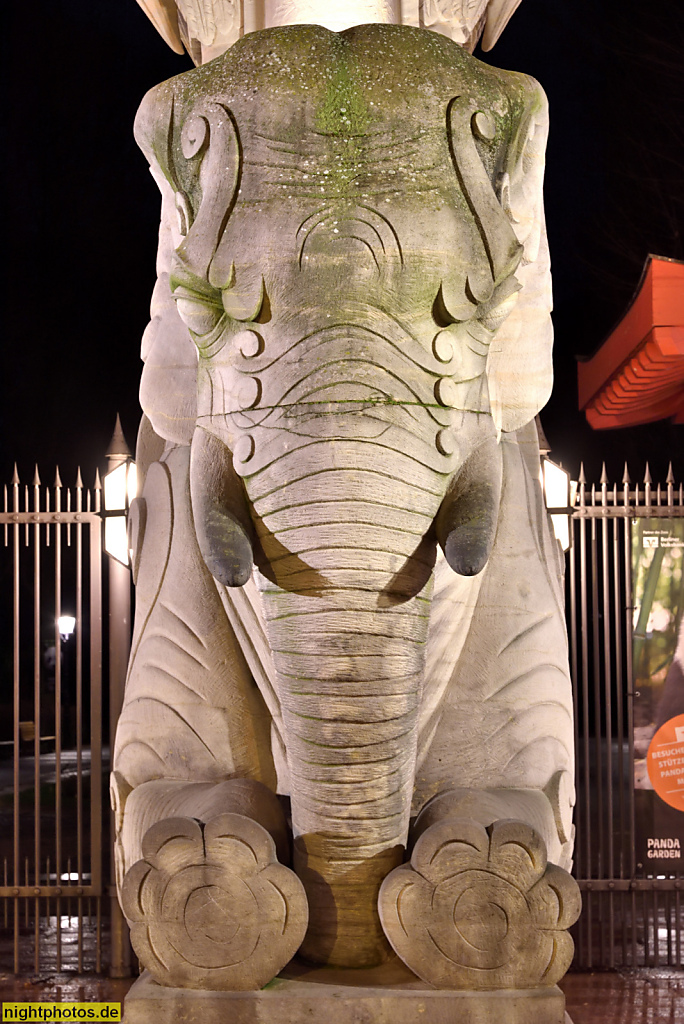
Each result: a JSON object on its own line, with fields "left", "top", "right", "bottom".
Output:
{"left": 76, "top": 467, "right": 83, "bottom": 514}
{"left": 578, "top": 462, "right": 586, "bottom": 507}
{"left": 643, "top": 463, "right": 652, "bottom": 507}
{"left": 94, "top": 468, "right": 102, "bottom": 514}
{"left": 622, "top": 463, "right": 630, "bottom": 509}
{"left": 666, "top": 462, "right": 674, "bottom": 506}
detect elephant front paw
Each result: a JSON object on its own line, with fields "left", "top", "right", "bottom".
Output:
{"left": 121, "top": 813, "right": 308, "bottom": 990}
{"left": 378, "top": 817, "right": 580, "bottom": 990}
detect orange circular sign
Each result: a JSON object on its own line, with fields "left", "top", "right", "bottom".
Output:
{"left": 647, "top": 713, "right": 684, "bottom": 811}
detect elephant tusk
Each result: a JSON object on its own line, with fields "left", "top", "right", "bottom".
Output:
{"left": 435, "top": 434, "right": 503, "bottom": 577}
{"left": 190, "top": 426, "right": 254, "bottom": 587}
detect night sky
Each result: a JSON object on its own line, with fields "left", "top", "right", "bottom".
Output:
{"left": 2, "top": 0, "right": 683, "bottom": 494}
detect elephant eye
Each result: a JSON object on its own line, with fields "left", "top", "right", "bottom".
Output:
{"left": 174, "top": 286, "right": 224, "bottom": 337}
{"left": 253, "top": 285, "right": 272, "bottom": 325}
{"left": 432, "top": 285, "right": 457, "bottom": 328}
{"left": 222, "top": 276, "right": 272, "bottom": 325}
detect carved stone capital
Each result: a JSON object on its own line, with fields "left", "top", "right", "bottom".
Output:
{"left": 378, "top": 817, "right": 581, "bottom": 990}
{"left": 121, "top": 813, "right": 308, "bottom": 990}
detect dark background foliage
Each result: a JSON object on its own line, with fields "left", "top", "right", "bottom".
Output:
{"left": 1, "top": 0, "right": 682, "bottom": 489}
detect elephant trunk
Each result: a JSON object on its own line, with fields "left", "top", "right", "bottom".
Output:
{"left": 258, "top": 527, "right": 430, "bottom": 965}
{"left": 248, "top": 443, "right": 440, "bottom": 966}
{"left": 191, "top": 420, "right": 500, "bottom": 965}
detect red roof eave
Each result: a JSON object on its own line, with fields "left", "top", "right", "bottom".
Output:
{"left": 577, "top": 256, "right": 684, "bottom": 429}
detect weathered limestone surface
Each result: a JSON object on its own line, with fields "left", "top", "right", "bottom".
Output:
{"left": 380, "top": 818, "right": 581, "bottom": 989}
{"left": 116, "top": 0, "right": 579, "bottom": 997}
{"left": 122, "top": 966, "right": 571, "bottom": 1024}
{"left": 121, "top": 810, "right": 307, "bottom": 990}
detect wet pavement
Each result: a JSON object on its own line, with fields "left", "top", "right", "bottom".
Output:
{"left": 0, "top": 900, "right": 681, "bottom": 1022}
{"left": 0, "top": 749, "right": 94, "bottom": 800}
{"left": 563, "top": 969, "right": 684, "bottom": 1022}
{"left": 0, "top": 969, "right": 681, "bottom": 1022}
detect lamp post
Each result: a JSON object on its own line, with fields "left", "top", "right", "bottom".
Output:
{"left": 103, "top": 447, "right": 137, "bottom": 567}
{"left": 103, "top": 414, "right": 133, "bottom": 978}
{"left": 537, "top": 417, "right": 574, "bottom": 552}
{"left": 542, "top": 457, "right": 574, "bottom": 552}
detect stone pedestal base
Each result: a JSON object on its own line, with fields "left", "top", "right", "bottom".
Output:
{"left": 123, "top": 961, "right": 573, "bottom": 1023}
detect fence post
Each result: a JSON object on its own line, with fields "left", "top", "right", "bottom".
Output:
{"left": 105, "top": 416, "right": 133, "bottom": 979}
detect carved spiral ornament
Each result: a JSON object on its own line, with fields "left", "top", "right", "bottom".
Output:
{"left": 378, "top": 817, "right": 581, "bottom": 990}
{"left": 121, "top": 813, "right": 308, "bottom": 990}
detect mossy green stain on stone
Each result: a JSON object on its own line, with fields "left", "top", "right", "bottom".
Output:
{"left": 140, "top": 23, "right": 537, "bottom": 193}
{"left": 136, "top": 21, "right": 543, "bottom": 300}
{"left": 315, "top": 61, "right": 370, "bottom": 138}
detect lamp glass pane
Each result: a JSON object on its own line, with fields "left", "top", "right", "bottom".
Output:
{"left": 104, "top": 462, "right": 127, "bottom": 511}
{"left": 543, "top": 458, "right": 571, "bottom": 552}
{"left": 550, "top": 513, "right": 570, "bottom": 551}
{"left": 105, "top": 516, "right": 129, "bottom": 565}
{"left": 543, "top": 459, "right": 569, "bottom": 509}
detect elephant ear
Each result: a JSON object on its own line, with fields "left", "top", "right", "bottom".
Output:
{"left": 486, "top": 78, "right": 553, "bottom": 436}
{"left": 136, "top": 92, "right": 199, "bottom": 447}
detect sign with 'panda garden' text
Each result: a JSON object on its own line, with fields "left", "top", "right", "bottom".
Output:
{"left": 632, "top": 520, "right": 684, "bottom": 872}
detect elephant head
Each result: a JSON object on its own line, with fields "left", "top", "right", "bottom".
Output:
{"left": 131, "top": 23, "right": 554, "bottom": 966}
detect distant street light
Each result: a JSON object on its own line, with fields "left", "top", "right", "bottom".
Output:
{"left": 57, "top": 615, "right": 76, "bottom": 642}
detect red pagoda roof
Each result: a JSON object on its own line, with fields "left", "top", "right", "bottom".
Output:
{"left": 577, "top": 255, "right": 684, "bottom": 429}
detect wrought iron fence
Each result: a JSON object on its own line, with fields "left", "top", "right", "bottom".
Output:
{"left": 0, "top": 466, "right": 104, "bottom": 974}
{"left": 2, "top": 454, "right": 683, "bottom": 977}
{"left": 569, "top": 463, "right": 684, "bottom": 969}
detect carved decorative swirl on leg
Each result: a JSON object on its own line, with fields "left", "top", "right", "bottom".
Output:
{"left": 378, "top": 817, "right": 581, "bottom": 990}
{"left": 121, "top": 813, "right": 308, "bottom": 990}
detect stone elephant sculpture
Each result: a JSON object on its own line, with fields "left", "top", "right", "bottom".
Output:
{"left": 112, "top": 18, "right": 577, "bottom": 989}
